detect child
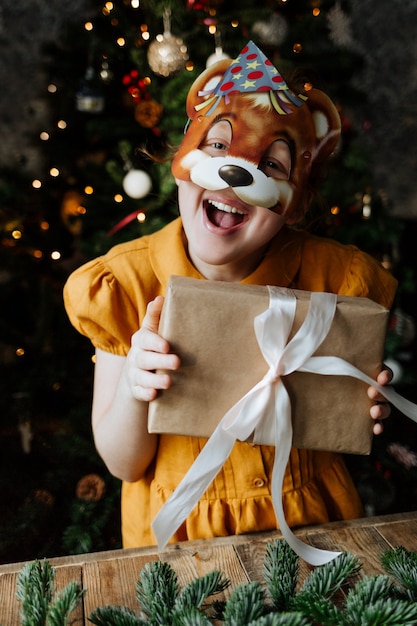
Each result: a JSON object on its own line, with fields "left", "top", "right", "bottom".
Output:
{"left": 64, "top": 42, "right": 396, "bottom": 549}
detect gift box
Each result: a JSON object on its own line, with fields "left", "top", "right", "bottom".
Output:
{"left": 148, "top": 275, "right": 390, "bottom": 455}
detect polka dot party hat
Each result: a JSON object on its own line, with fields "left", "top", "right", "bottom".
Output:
{"left": 195, "top": 40, "right": 307, "bottom": 117}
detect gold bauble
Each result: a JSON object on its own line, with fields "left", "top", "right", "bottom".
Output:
{"left": 147, "top": 34, "right": 188, "bottom": 77}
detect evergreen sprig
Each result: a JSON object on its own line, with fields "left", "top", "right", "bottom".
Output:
{"left": 299, "top": 551, "right": 361, "bottom": 597}
{"left": 380, "top": 546, "right": 417, "bottom": 600}
{"left": 13, "top": 540, "right": 417, "bottom": 625}
{"left": 263, "top": 539, "right": 299, "bottom": 611}
{"left": 15, "top": 559, "right": 84, "bottom": 626}
{"left": 222, "top": 581, "right": 265, "bottom": 625}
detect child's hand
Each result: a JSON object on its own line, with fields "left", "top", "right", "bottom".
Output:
{"left": 127, "top": 296, "right": 180, "bottom": 402}
{"left": 368, "top": 366, "right": 393, "bottom": 435}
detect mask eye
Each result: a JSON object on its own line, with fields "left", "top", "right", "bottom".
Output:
{"left": 259, "top": 139, "right": 292, "bottom": 180}
{"left": 199, "top": 120, "right": 232, "bottom": 157}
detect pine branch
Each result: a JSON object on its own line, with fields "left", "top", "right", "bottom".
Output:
{"left": 345, "top": 596, "right": 417, "bottom": 625}
{"left": 223, "top": 581, "right": 266, "bottom": 625}
{"left": 88, "top": 605, "right": 146, "bottom": 626}
{"left": 135, "top": 561, "right": 179, "bottom": 623}
{"left": 300, "top": 551, "right": 361, "bottom": 598}
{"left": 16, "top": 560, "right": 55, "bottom": 626}
{"left": 16, "top": 559, "right": 84, "bottom": 626}
{"left": 171, "top": 605, "right": 212, "bottom": 626}
{"left": 247, "top": 613, "right": 311, "bottom": 625}
{"left": 262, "top": 539, "right": 299, "bottom": 611}
{"left": 381, "top": 546, "right": 417, "bottom": 600}
{"left": 291, "top": 591, "right": 345, "bottom": 626}
{"left": 46, "top": 580, "right": 85, "bottom": 626}
{"left": 174, "top": 570, "right": 229, "bottom": 612}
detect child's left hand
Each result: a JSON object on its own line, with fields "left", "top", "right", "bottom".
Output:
{"left": 368, "top": 366, "right": 393, "bottom": 435}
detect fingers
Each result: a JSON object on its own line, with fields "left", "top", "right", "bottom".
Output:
{"left": 368, "top": 363, "right": 393, "bottom": 435}
{"left": 127, "top": 297, "right": 180, "bottom": 402}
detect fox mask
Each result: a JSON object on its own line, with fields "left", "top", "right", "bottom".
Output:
{"left": 172, "top": 42, "right": 341, "bottom": 222}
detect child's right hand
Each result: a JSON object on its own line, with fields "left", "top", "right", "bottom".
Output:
{"left": 126, "top": 296, "right": 180, "bottom": 402}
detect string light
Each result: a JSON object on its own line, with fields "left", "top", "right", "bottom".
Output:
{"left": 137, "top": 211, "right": 146, "bottom": 222}
{"left": 117, "top": 37, "right": 126, "bottom": 47}
{"left": 51, "top": 250, "right": 61, "bottom": 260}
{"left": 16, "top": 348, "right": 25, "bottom": 357}
{"left": 40, "top": 131, "right": 50, "bottom": 141}
{"left": 32, "top": 179, "right": 42, "bottom": 189}
{"left": 50, "top": 167, "right": 60, "bottom": 177}
{"left": 114, "top": 194, "right": 123, "bottom": 203}
{"left": 12, "top": 230, "right": 22, "bottom": 239}
{"left": 84, "top": 21, "right": 93, "bottom": 31}
{"left": 84, "top": 185, "right": 94, "bottom": 194}
{"left": 131, "top": 0, "right": 139, "bottom": 7}
{"left": 47, "top": 84, "right": 57, "bottom": 93}
{"left": 40, "top": 221, "right": 49, "bottom": 231}
{"left": 57, "top": 120, "right": 67, "bottom": 129}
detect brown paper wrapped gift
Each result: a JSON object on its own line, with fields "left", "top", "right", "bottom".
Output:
{"left": 148, "top": 276, "right": 390, "bottom": 455}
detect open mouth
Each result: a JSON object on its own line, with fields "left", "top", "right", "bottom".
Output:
{"left": 204, "top": 200, "right": 247, "bottom": 229}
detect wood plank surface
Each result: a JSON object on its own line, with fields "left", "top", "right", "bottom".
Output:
{"left": 2, "top": 512, "right": 417, "bottom": 624}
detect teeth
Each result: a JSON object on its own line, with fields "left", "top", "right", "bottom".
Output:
{"left": 210, "top": 200, "right": 244, "bottom": 215}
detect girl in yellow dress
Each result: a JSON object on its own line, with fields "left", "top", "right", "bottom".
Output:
{"left": 64, "top": 42, "right": 396, "bottom": 549}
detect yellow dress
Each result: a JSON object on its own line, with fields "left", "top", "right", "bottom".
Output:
{"left": 64, "top": 218, "right": 397, "bottom": 548}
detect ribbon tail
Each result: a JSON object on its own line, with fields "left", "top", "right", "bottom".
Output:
{"left": 152, "top": 426, "right": 236, "bottom": 550}
{"left": 152, "top": 382, "right": 271, "bottom": 551}
{"left": 272, "top": 383, "right": 342, "bottom": 566}
{"left": 300, "top": 357, "right": 417, "bottom": 423}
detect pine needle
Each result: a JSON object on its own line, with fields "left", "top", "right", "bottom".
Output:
{"left": 46, "top": 580, "right": 85, "bottom": 626}
{"left": 381, "top": 546, "right": 417, "bottom": 600}
{"left": 291, "top": 590, "right": 344, "bottom": 625}
{"left": 88, "top": 605, "right": 146, "bottom": 625}
{"left": 300, "top": 551, "right": 361, "bottom": 597}
{"left": 16, "top": 560, "right": 55, "bottom": 626}
{"left": 135, "top": 560, "right": 179, "bottom": 622}
{"left": 262, "top": 539, "right": 299, "bottom": 611}
{"left": 175, "top": 570, "right": 229, "bottom": 611}
{"left": 247, "top": 613, "right": 311, "bottom": 625}
{"left": 223, "top": 581, "right": 265, "bottom": 625}
{"left": 345, "top": 596, "right": 417, "bottom": 625}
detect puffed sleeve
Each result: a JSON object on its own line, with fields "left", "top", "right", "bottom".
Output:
{"left": 338, "top": 247, "right": 397, "bottom": 309}
{"left": 63, "top": 256, "right": 139, "bottom": 356}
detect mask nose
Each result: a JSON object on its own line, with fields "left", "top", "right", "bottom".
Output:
{"left": 219, "top": 164, "right": 253, "bottom": 188}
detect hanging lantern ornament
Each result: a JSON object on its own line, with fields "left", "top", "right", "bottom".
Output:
{"left": 147, "top": 8, "right": 189, "bottom": 77}
{"left": 75, "top": 66, "right": 105, "bottom": 113}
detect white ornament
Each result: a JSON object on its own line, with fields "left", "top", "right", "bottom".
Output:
{"left": 122, "top": 169, "right": 152, "bottom": 199}
{"left": 206, "top": 47, "right": 230, "bottom": 68}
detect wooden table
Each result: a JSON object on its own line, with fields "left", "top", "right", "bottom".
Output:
{"left": 1, "top": 511, "right": 417, "bottom": 624}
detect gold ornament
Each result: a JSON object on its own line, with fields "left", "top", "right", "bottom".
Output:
{"left": 134, "top": 99, "right": 163, "bottom": 127}
{"left": 147, "top": 8, "right": 188, "bottom": 77}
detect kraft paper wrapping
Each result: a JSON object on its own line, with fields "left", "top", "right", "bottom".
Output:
{"left": 148, "top": 276, "right": 390, "bottom": 455}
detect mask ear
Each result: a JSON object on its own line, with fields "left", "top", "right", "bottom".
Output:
{"left": 185, "top": 59, "right": 232, "bottom": 120}
{"left": 305, "top": 88, "right": 341, "bottom": 163}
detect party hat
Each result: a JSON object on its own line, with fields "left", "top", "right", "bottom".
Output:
{"left": 196, "top": 40, "right": 307, "bottom": 116}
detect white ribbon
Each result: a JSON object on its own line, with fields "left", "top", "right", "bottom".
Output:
{"left": 152, "top": 288, "right": 417, "bottom": 565}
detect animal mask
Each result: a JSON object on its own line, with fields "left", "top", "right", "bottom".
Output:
{"left": 172, "top": 41, "right": 341, "bottom": 222}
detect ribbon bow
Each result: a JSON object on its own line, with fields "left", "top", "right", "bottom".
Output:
{"left": 152, "top": 288, "right": 417, "bottom": 565}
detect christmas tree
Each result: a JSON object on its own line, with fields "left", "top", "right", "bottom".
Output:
{"left": 0, "top": 0, "right": 416, "bottom": 564}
